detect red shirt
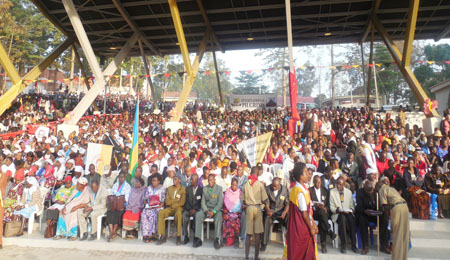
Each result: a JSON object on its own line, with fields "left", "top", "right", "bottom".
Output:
{"left": 376, "top": 159, "right": 389, "bottom": 175}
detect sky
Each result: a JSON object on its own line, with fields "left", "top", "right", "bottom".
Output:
{"left": 214, "top": 39, "right": 450, "bottom": 98}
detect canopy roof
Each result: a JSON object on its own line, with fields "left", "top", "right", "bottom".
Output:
{"left": 32, "top": 0, "right": 450, "bottom": 57}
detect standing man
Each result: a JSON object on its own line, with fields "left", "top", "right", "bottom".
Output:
{"left": 377, "top": 177, "right": 409, "bottom": 260}
{"left": 362, "top": 133, "right": 378, "bottom": 180}
{"left": 242, "top": 167, "right": 268, "bottom": 260}
{"left": 85, "top": 164, "right": 101, "bottom": 186}
{"left": 157, "top": 175, "right": 186, "bottom": 245}
{"left": 0, "top": 169, "right": 11, "bottom": 249}
{"left": 182, "top": 174, "right": 203, "bottom": 245}
{"left": 193, "top": 174, "right": 223, "bottom": 249}
{"left": 262, "top": 177, "right": 289, "bottom": 251}
{"left": 309, "top": 175, "right": 336, "bottom": 253}
{"left": 78, "top": 180, "right": 107, "bottom": 240}
{"left": 330, "top": 177, "right": 358, "bottom": 254}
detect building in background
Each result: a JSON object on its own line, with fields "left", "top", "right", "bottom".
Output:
{"left": 322, "top": 94, "right": 382, "bottom": 108}
{"left": 162, "top": 91, "right": 197, "bottom": 102}
{"left": 430, "top": 78, "right": 450, "bottom": 115}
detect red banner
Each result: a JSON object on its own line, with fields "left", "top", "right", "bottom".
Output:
{"left": 288, "top": 70, "right": 299, "bottom": 137}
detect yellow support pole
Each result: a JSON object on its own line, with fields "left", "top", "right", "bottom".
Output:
{"left": 402, "top": 0, "right": 421, "bottom": 68}
{"left": 168, "top": 0, "right": 193, "bottom": 77}
{"left": 0, "top": 42, "right": 21, "bottom": 85}
{"left": 171, "top": 30, "right": 211, "bottom": 122}
{"left": 371, "top": 15, "right": 439, "bottom": 117}
{"left": 72, "top": 44, "right": 99, "bottom": 111}
{"left": 0, "top": 38, "right": 73, "bottom": 117}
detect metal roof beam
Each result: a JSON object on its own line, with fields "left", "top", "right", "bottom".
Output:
{"left": 360, "top": 0, "right": 382, "bottom": 44}
{"left": 196, "top": 0, "right": 223, "bottom": 52}
{"left": 435, "top": 22, "right": 450, "bottom": 42}
{"left": 111, "top": 0, "right": 161, "bottom": 56}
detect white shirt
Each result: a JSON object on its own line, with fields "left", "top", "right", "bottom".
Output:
{"left": 295, "top": 182, "right": 308, "bottom": 211}
{"left": 314, "top": 187, "right": 322, "bottom": 203}
{"left": 215, "top": 175, "right": 232, "bottom": 192}
{"left": 283, "top": 157, "right": 295, "bottom": 180}
{"left": 362, "top": 141, "right": 377, "bottom": 174}
{"left": 258, "top": 171, "right": 274, "bottom": 186}
{"left": 141, "top": 163, "right": 151, "bottom": 179}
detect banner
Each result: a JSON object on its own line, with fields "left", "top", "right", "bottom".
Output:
{"left": 165, "top": 122, "right": 183, "bottom": 133}
{"left": 85, "top": 143, "right": 113, "bottom": 176}
{"left": 238, "top": 132, "right": 273, "bottom": 167}
{"left": 57, "top": 124, "right": 79, "bottom": 139}
{"left": 229, "top": 94, "right": 277, "bottom": 111}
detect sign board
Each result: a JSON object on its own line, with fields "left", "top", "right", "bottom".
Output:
{"left": 85, "top": 143, "right": 113, "bottom": 175}
{"left": 229, "top": 94, "right": 277, "bottom": 111}
{"left": 165, "top": 122, "right": 183, "bottom": 133}
{"left": 238, "top": 132, "right": 273, "bottom": 167}
{"left": 57, "top": 124, "right": 79, "bottom": 140}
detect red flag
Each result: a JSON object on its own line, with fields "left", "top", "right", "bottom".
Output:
{"left": 38, "top": 98, "right": 42, "bottom": 107}
{"left": 288, "top": 70, "right": 299, "bottom": 137}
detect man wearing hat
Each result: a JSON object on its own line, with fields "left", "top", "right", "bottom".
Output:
{"left": 157, "top": 175, "right": 186, "bottom": 245}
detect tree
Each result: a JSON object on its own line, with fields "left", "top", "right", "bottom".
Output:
{"left": 255, "top": 48, "right": 288, "bottom": 95}
{"left": 296, "top": 61, "right": 317, "bottom": 97}
{"left": 233, "top": 71, "right": 264, "bottom": 94}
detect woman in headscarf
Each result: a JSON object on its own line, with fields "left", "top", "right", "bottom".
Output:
{"left": 122, "top": 176, "right": 146, "bottom": 239}
{"left": 48, "top": 176, "right": 74, "bottom": 211}
{"left": 54, "top": 177, "right": 90, "bottom": 240}
{"left": 222, "top": 178, "right": 242, "bottom": 247}
{"left": 106, "top": 172, "right": 131, "bottom": 242}
{"left": 13, "top": 176, "right": 43, "bottom": 236}
{"left": 141, "top": 174, "right": 165, "bottom": 243}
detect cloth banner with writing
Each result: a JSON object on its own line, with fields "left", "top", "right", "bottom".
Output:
{"left": 237, "top": 132, "right": 272, "bottom": 167}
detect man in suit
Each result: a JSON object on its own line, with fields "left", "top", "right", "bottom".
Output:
{"left": 178, "top": 164, "right": 192, "bottom": 188}
{"left": 193, "top": 174, "right": 223, "bottom": 249}
{"left": 78, "top": 179, "right": 107, "bottom": 241}
{"left": 330, "top": 177, "right": 358, "bottom": 254}
{"left": 356, "top": 181, "right": 389, "bottom": 255}
{"left": 261, "top": 177, "right": 289, "bottom": 251}
{"left": 310, "top": 175, "right": 336, "bottom": 253}
{"left": 182, "top": 174, "right": 203, "bottom": 245}
{"left": 317, "top": 151, "right": 332, "bottom": 174}
{"left": 321, "top": 166, "right": 336, "bottom": 190}
{"left": 157, "top": 175, "right": 186, "bottom": 245}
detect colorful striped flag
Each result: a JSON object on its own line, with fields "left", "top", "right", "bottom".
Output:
{"left": 129, "top": 98, "right": 139, "bottom": 177}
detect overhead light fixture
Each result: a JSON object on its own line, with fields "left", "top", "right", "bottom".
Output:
{"left": 109, "top": 46, "right": 117, "bottom": 50}
{"left": 247, "top": 37, "right": 254, "bottom": 41}
{"left": 324, "top": 32, "right": 332, "bottom": 36}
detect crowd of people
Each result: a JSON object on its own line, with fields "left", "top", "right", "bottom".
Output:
{"left": 0, "top": 92, "right": 449, "bottom": 260}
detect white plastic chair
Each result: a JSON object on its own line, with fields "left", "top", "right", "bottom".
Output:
{"left": 269, "top": 164, "right": 283, "bottom": 176}
{"left": 201, "top": 218, "right": 214, "bottom": 242}
{"left": 262, "top": 163, "right": 270, "bottom": 174}
{"left": 97, "top": 214, "right": 106, "bottom": 240}
{"left": 268, "top": 219, "right": 286, "bottom": 245}
{"left": 28, "top": 187, "right": 49, "bottom": 235}
{"left": 165, "top": 216, "right": 175, "bottom": 237}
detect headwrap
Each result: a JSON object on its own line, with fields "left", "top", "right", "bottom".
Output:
{"left": 77, "top": 176, "right": 88, "bottom": 185}
{"left": 64, "top": 176, "right": 73, "bottom": 183}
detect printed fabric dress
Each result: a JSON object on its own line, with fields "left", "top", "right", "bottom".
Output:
{"left": 140, "top": 185, "right": 166, "bottom": 237}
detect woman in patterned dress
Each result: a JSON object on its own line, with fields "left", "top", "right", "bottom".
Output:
{"left": 141, "top": 174, "right": 166, "bottom": 243}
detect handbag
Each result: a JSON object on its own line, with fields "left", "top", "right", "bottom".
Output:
{"left": 148, "top": 195, "right": 160, "bottom": 207}
{"left": 44, "top": 219, "right": 57, "bottom": 238}
{"left": 4, "top": 219, "right": 22, "bottom": 237}
{"left": 107, "top": 195, "right": 125, "bottom": 211}
{"left": 46, "top": 209, "right": 59, "bottom": 221}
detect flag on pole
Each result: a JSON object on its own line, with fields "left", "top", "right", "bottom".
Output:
{"left": 129, "top": 98, "right": 139, "bottom": 177}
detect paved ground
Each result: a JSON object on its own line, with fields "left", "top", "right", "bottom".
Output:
{"left": 2, "top": 246, "right": 245, "bottom": 260}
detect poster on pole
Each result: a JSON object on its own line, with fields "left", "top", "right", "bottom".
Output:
{"left": 85, "top": 143, "right": 113, "bottom": 176}
{"left": 57, "top": 124, "right": 79, "bottom": 140}
{"left": 238, "top": 132, "right": 273, "bottom": 167}
{"left": 34, "top": 126, "right": 50, "bottom": 142}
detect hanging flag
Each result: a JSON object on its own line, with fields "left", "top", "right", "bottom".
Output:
{"left": 288, "top": 68, "right": 300, "bottom": 137}
{"left": 129, "top": 98, "right": 140, "bottom": 177}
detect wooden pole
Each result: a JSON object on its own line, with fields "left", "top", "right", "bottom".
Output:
{"left": 331, "top": 45, "right": 335, "bottom": 107}
{"left": 282, "top": 48, "right": 287, "bottom": 108}
{"left": 212, "top": 50, "right": 223, "bottom": 107}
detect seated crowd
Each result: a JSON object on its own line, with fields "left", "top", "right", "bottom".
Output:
{"left": 0, "top": 93, "right": 449, "bottom": 257}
